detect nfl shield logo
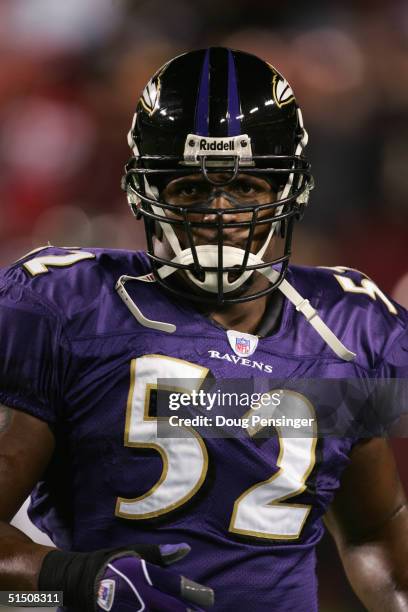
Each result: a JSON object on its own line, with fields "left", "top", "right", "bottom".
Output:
{"left": 235, "top": 337, "right": 250, "bottom": 355}
{"left": 227, "top": 329, "right": 259, "bottom": 357}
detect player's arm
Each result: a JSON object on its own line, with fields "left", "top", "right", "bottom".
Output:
{"left": 325, "top": 438, "right": 408, "bottom": 611}
{"left": 0, "top": 404, "right": 214, "bottom": 610}
{"left": 0, "top": 269, "right": 213, "bottom": 610}
{"left": 0, "top": 405, "right": 56, "bottom": 589}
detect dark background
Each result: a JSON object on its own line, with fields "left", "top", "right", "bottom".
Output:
{"left": 1, "top": 1, "right": 408, "bottom": 609}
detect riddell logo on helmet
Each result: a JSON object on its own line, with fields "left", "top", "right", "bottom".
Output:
{"left": 183, "top": 133, "right": 253, "bottom": 165}
{"left": 199, "top": 139, "right": 235, "bottom": 151}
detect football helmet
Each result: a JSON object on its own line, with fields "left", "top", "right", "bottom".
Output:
{"left": 123, "top": 47, "right": 313, "bottom": 304}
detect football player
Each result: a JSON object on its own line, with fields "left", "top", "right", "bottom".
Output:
{"left": 0, "top": 47, "right": 408, "bottom": 611}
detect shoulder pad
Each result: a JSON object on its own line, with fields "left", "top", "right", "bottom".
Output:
{"left": 288, "top": 265, "right": 408, "bottom": 369}
{"left": 0, "top": 246, "right": 149, "bottom": 319}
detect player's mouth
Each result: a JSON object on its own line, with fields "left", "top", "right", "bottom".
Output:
{"left": 189, "top": 229, "right": 256, "bottom": 250}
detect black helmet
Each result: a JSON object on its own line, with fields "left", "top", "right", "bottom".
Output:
{"left": 123, "top": 47, "right": 313, "bottom": 304}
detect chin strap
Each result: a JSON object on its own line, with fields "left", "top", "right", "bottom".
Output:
{"left": 115, "top": 259, "right": 356, "bottom": 362}
{"left": 116, "top": 275, "right": 176, "bottom": 333}
{"left": 262, "top": 267, "right": 356, "bottom": 361}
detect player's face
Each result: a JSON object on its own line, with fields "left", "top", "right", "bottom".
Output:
{"left": 161, "top": 173, "right": 277, "bottom": 252}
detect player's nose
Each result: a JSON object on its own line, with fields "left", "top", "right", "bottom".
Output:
{"left": 203, "top": 191, "right": 237, "bottom": 222}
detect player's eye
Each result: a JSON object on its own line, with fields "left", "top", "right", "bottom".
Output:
{"left": 239, "top": 183, "right": 256, "bottom": 194}
{"left": 171, "top": 181, "right": 208, "bottom": 200}
{"left": 179, "top": 185, "right": 199, "bottom": 196}
{"left": 232, "top": 179, "right": 264, "bottom": 197}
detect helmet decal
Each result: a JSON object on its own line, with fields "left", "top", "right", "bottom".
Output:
{"left": 272, "top": 74, "right": 295, "bottom": 108}
{"left": 140, "top": 76, "right": 162, "bottom": 115}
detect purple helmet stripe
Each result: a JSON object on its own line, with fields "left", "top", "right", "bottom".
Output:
{"left": 195, "top": 49, "right": 210, "bottom": 136}
{"left": 227, "top": 50, "right": 241, "bottom": 136}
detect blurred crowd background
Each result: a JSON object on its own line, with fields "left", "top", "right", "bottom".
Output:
{"left": 1, "top": 0, "right": 408, "bottom": 610}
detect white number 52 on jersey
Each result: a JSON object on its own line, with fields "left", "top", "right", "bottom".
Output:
{"left": 116, "top": 355, "right": 316, "bottom": 541}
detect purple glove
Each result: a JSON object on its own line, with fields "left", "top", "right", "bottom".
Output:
{"left": 96, "top": 543, "right": 214, "bottom": 611}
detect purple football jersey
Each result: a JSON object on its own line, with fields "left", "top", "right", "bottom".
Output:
{"left": 0, "top": 246, "right": 407, "bottom": 611}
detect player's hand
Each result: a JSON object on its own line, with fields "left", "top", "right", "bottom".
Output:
{"left": 96, "top": 543, "right": 214, "bottom": 611}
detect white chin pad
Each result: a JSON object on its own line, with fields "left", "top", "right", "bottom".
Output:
{"left": 159, "top": 245, "right": 265, "bottom": 293}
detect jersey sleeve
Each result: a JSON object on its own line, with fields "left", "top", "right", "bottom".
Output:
{"left": 0, "top": 280, "right": 64, "bottom": 423}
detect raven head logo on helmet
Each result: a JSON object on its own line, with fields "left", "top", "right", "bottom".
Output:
{"left": 123, "top": 47, "right": 314, "bottom": 305}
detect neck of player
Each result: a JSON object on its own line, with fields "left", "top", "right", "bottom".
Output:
{"left": 209, "top": 290, "right": 284, "bottom": 336}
